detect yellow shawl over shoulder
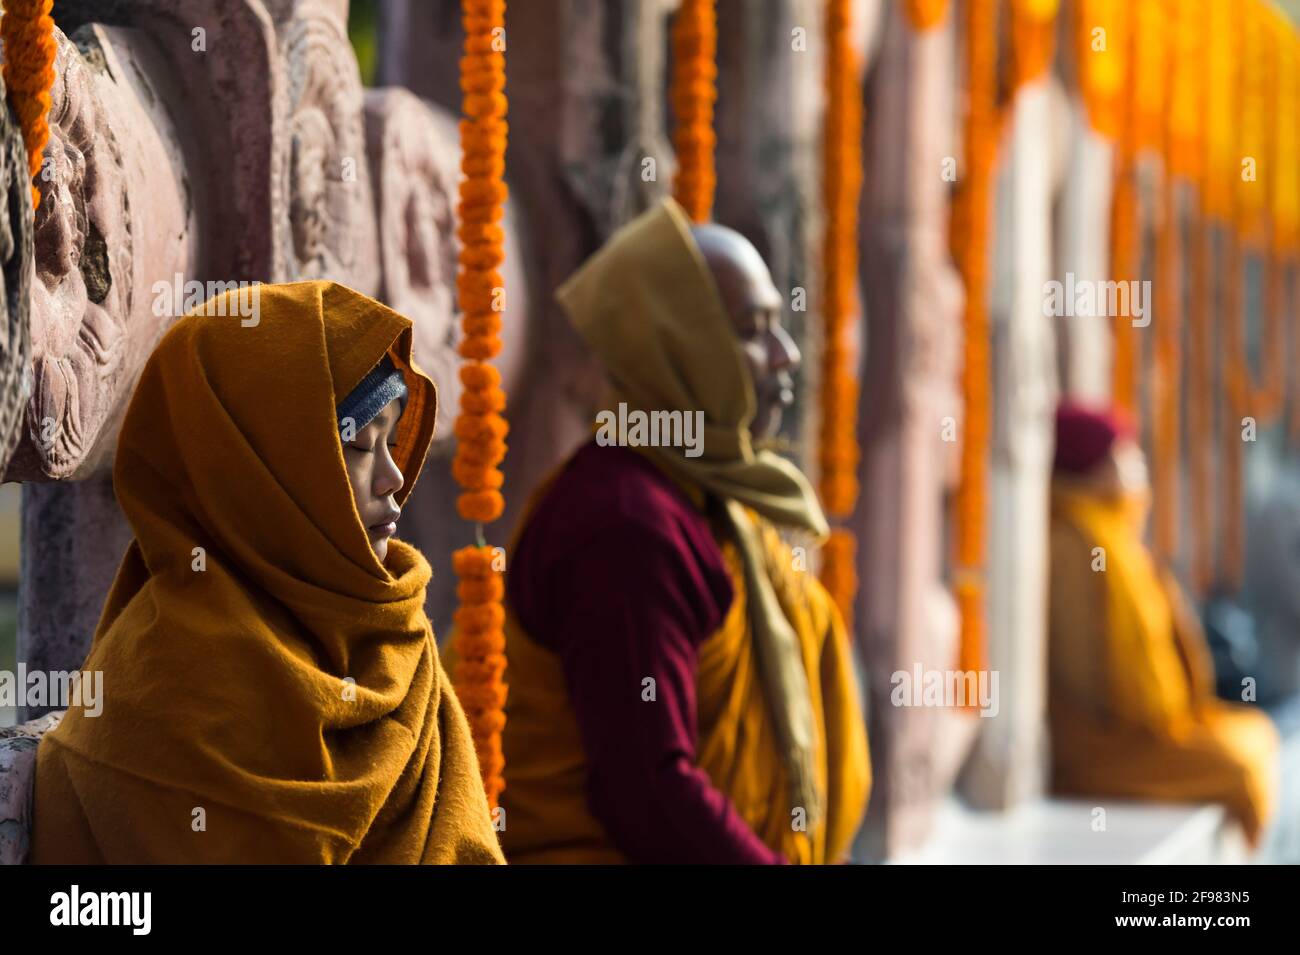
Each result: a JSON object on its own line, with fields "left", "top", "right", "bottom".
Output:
{"left": 31, "top": 280, "right": 504, "bottom": 864}
{"left": 1048, "top": 485, "right": 1278, "bottom": 846}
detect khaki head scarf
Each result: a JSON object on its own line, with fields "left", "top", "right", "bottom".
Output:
{"left": 32, "top": 280, "right": 504, "bottom": 864}
{"left": 557, "top": 198, "right": 829, "bottom": 825}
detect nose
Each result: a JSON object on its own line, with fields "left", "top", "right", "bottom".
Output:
{"left": 769, "top": 321, "right": 801, "bottom": 376}
{"left": 373, "top": 445, "right": 405, "bottom": 499}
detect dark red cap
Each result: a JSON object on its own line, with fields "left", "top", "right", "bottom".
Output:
{"left": 1053, "top": 401, "right": 1137, "bottom": 475}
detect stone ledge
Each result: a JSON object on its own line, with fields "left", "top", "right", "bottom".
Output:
{"left": 890, "top": 796, "right": 1249, "bottom": 864}
{"left": 0, "top": 711, "right": 65, "bottom": 865}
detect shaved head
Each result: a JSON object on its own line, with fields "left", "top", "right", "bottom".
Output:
{"left": 690, "top": 223, "right": 799, "bottom": 440}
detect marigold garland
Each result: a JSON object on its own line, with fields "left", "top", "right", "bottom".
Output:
{"left": 818, "top": 0, "right": 863, "bottom": 632}
{"left": 670, "top": 0, "right": 716, "bottom": 223}
{"left": 903, "top": 0, "right": 949, "bottom": 31}
{"left": 1, "top": 0, "right": 56, "bottom": 211}
{"left": 950, "top": 0, "right": 998, "bottom": 680}
{"left": 451, "top": 0, "right": 509, "bottom": 808}
{"left": 1010, "top": 0, "right": 1059, "bottom": 89}
{"left": 1221, "top": 1, "right": 1288, "bottom": 589}
{"left": 1107, "top": 1, "right": 1140, "bottom": 414}
{"left": 1076, "top": 0, "right": 1125, "bottom": 140}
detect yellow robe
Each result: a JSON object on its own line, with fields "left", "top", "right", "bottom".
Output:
{"left": 496, "top": 511, "right": 871, "bottom": 864}
{"left": 1048, "top": 485, "right": 1279, "bottom": 846}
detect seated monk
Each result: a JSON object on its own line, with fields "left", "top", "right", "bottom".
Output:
{"left": 1047, "top": 402, "right": 1279, "bottom": 847}
{"left": 31, "top": 280, "right": 504, "bottom": 864}
{"left": 493, "top": 198, "right": 870, "bottom": 863}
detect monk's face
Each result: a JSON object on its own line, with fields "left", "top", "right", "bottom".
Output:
{"left": 342, "top": 397, "right": 405, "bottom": 564}
{"left": 1087, "top": 436, "right": 1150, "bottom": 505}
{"left": 693, "top": 225, "right": 800, "bottom": 440}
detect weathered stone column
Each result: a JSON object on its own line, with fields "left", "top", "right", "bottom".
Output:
{"left": 956, "top": 74, "right": 1060, "bottom": 812}
{"left": 0, "top": 74, "right": 32, "bottom": 479}
{"left": 852, "top": 1, "right": 972, "bottom": 861}
{"left": 8, "top": 23, "right": 200, "bottom": 702}
{"left": 1054, "top": 96, "right": 1113, "bottom": 401}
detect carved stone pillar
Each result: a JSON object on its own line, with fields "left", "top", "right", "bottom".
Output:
{"left": 0, "top": 75, "right": 32, "bottom": 478}
{"left": 8, "top": 23, "right": 199, "bottom": 695}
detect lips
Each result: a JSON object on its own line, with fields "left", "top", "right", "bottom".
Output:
{"left": 368, "top": 510, "right": 401, "bottom": 537}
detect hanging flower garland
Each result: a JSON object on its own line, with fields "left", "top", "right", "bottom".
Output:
{"left": 903, "top": 0, "right": 949, "bottom": 31}
{"left": 670, "top": 0, "right": 717, "bottom": 223}
{"left": 1, "top": 0, "right": 57, "bottom": 211}
{"left": 1221, "top": 0, "right": 1272, "bottom": 590}
{"left": 818, "top": 0, "right": 865, "bottom": 632}
{"left": 1225, "top": 0, "right": 1282, "bottom": 422}
{"left": 950, "top": 0, "right": 998, "bottom": 680}
{"left": 1076, "top": 0, "right": 1125, "bottom": 140}
{"left": 1106, "top": 1, "right": 1143, "bottom": 414}
{"left": 1195, "top": 0, "right": 1236, "bottom": 592}
{"left": 450, "top": 0, "right": 509, "bottom": 809}
{"left": 1010, "top": 0, "right": 1059, "bottom": 90}
{"left": 1173, "top": 0, "right": 1215, "bottom": 593}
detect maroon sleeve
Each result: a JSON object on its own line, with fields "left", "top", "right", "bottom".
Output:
{"left": 535, "top": 523, "right": 786, "bottom": 864}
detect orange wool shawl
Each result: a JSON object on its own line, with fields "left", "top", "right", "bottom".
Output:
{"left": 31, "top": 280, "right": 504, "bottom": 864}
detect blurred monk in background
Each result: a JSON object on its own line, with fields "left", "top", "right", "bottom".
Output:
{"left": 490, "top": 198, "right": 870, "bottom": 864}
{"left": 1047, "top": 402, "right": 1279, "bottom": 846}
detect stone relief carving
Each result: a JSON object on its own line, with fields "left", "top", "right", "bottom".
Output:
{"left": 281, "top": 2, "right": 379, "bottom": 293}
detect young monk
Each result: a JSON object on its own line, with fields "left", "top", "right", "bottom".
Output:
{"left": 1048, "top": 402, "right": 1279, "bottom": 847}
{"left": 493, "top": 198, "right": 871, "bottom": 864}
{"left": 31, "top": 280, "right": 504, "bottom": 864}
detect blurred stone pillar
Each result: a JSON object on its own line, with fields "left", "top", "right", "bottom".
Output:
{"left": 853, "top": 1, "right": 971, "bottom": 860}
{"left": 1054, "top": 97, "right": 1113, "bottom": 401}
{"left": 956, "top": 73, "right": 1059, "bottom": 811}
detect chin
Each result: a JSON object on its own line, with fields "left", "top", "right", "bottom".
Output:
{"left": 751, "top": 407, "right": 783, "bottom": 443}
{"left": 372, "top": 539, "right": 389, "bottom": 564}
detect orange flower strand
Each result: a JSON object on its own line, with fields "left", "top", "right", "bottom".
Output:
{"left": 452, "top": 0, "right": 509, "bottom": 808}
{"left": 1, "top": 0, "right": 57, "bottom": 211}
{"left": 669, "top": 0, "right": 717, "bottom": 222}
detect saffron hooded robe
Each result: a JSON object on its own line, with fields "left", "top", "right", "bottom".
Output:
{"left": 30, "top": 280, "right": 504, "bottom": 864}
